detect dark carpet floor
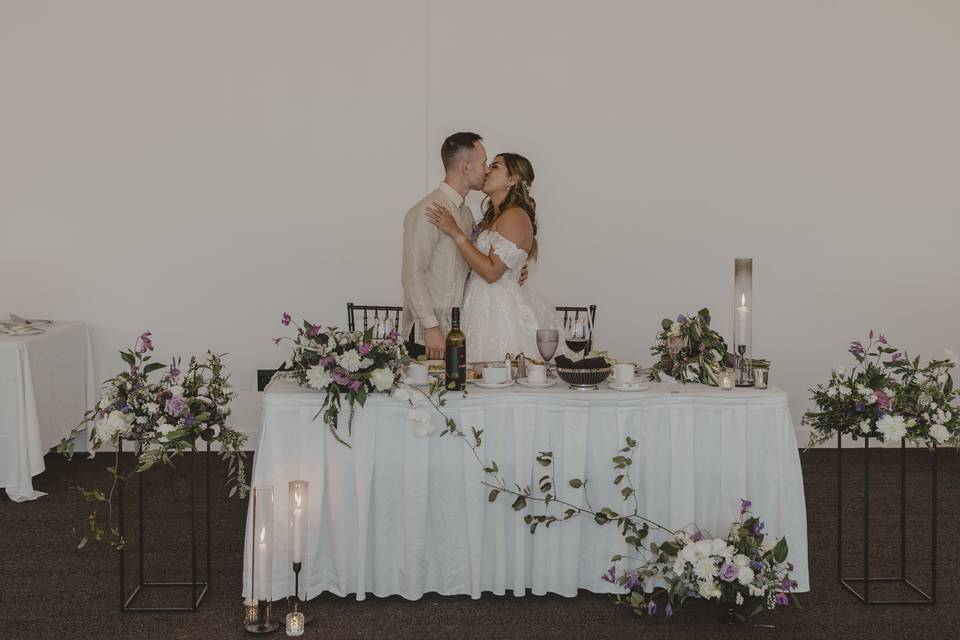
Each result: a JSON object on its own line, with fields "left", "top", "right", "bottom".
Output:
{"left": 1, "top": 449, "right": 958, "bottom": 639}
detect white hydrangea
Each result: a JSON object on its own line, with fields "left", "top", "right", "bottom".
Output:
{"left": 96, "top": 410, "right": 131, "bottom": 442}
{"left": 369, "top": 368, "right": 395, "bottom": 392}
{"left": 145, "top": 402, "right": 159, "bottom": 415}
{"left": 337, "top": 349, "right": 362, "bottom": 373}
{"left": 737, "top": 566, "right": 755, "bottom": 585}
{"left": 929, "top": 424, "right": 951, "bottom": 444}
{"left": 156, "top": 422, "right": 175, "bottom": 444}
{"left": 306, "top": 365, "right": 332, "bottom": 390}
{"left": 877, "top": 414, "right": 908, "bottom": 441}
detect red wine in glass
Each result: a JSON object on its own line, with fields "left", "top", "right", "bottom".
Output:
{"left": 565, "top": 337, "right": 589, "bottom": 355}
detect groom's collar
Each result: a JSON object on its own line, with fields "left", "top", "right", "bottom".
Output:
{"left": 438, "top": 182, "right": 466, "bottom": 208}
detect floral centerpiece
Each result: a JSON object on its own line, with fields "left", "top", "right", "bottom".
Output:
{"left": 61, "top": 332, "right": 247, "bottom": 549}
{"left": 649, "top": 308, "right": 727, "bottom": 385}
{"left": 604, "top": 499, "right": 797, "bottom": 620}
{"left": 274, "top": 313, "right": 408, "bottom": 445}
{"left": 804, "top": 331, "right": 959, "bottom": 447}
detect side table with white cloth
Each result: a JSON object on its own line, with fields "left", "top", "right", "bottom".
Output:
{"left": 243, "top": 379, "right": 809, "bottom": 600}
{"left": 0, "top": 322, "right": 95, "bottom": 501}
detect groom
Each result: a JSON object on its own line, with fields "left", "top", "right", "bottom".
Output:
{"left": 401, "top": 132, "right": 487, "bottom": 359}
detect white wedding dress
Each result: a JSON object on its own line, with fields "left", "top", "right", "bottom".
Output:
{"left": 461, "top": 230, "right": 555, "bottom": 363}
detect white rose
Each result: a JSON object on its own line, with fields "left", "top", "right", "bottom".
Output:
{"left": 737, "top": 566, "right": 755, "bottom": 585}
{"left": 96, "top": 410, "right": 131, "bottom": 441}
{"left": 155, "top": 421, "right": 174, "bottom": 443}
{"left": 145, "top": 402, "right": 159, "bottom": 415}
{"left": 733, "top": 554, "right": 751, "bottom": 568}
{"left": 370, "top": 368, "right": 395, "bottom": 392}
{"left": 877, "top": 414, "right": 907, "bottom": 441}
{"left": 306, "top": 365, "right": 332, "bottom": 390}
{"left": 337, "top": 349, "right": 362, "bottom": 373}
{"left": 929, "top": 424, "right": 950, "bottom": 444}
{"left": 698, "top": 580, "right": 721, "bottom": 600}
{"left": 710, "top": 538, "right": 728, "bottom": 557}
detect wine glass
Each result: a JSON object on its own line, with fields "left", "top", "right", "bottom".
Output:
{"left": 536, "top": 329, "right": 560, "bottom": 363}
{"left": 563, "top": 313, "right": 592, "bottom": 360}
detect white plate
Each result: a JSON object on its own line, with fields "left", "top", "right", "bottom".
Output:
{"left": 470, "top": 379, "right": 515, "bottom": 389}
{"left": 608, "top": 381, "right": 650, "bottom": 392}
{"left": 515, "top": 377, "right": 557, "bottom": 389}
{"left": 402, "top": 376, "right": 439, "bottom": 387}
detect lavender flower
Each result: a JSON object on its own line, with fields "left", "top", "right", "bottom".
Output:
{"left": 751, "top": 560, "right": 764, "bottom": 572}
{"left": 676, "top": 314, "right": 687, "bottom": 323}
{"left": 624, "top": 572, "right": 642, "bottom": 590}
{"left": 782, "top": 578, "right": 798, "bottom": 591}
{"left": 740, "top": 498, "right": 752, "bottom": 515}
{"left": 358, "top": 343, "right": 371, "bottom": 357}
{"left": 138, "top": 331, "right": 154, "bottom": 353}
{"left": 647, "top": 600, "right": 657, "bottom": 616}
{"left": 719, "top": 562, "right": 738, "bottom": 582}
{"left": 281, "top": 312, "right": 291, "bottom": 326}
{"left": 184, "top": 414, "right": 194, "bottom": 427}
{"left": 775, "top": 592, "right": 789, "bottom": 606}
{"left": 169, "top": 361, "right": 180, "bottom": 379}
{"left": 690, "top": 530, "right": 704, "bottom": 543}
{"left": 849, "top": 341, "right": 865, "bottom": 356}
{"left": 601, "top": 566, "right": 616, "bottom": 583}
{"left": 320, "top": 355, "right": 336, "bottom": 368}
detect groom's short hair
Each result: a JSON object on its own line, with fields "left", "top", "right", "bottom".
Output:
{"left": 441, "top": 132, "right": 483, "bottom": 170}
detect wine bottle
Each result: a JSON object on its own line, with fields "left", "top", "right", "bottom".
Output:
{"left": 445, "top": 307, "right": 466, "bottom": 390}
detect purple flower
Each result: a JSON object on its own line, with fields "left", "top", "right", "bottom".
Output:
{"left": 753, "top": 521, "right": 765, "bottom": 536}
{"left": 320, "top": 355, "right": 336, "bottom": 368}
{"left": 281, "top": 312, "right": 291, "bottom": 326}
{"left": 624, "top": 572, "right": 642, "bottom": 590}
{"left": 349, "top": 380, "right": 362, "bottom": 393}
{"left": 849, "top": 341, "right": 865, "bottom": 356}
{"left": 358, "top": 343, "right": 371, "bottom": 357}
{"left": 169, "top": 361, "right": 180, "bottom": 379}
{"left": 874, "top": 390, "right": 891, "bottom": 411}
{"left": 184, "top": 414, "right": 194, "bottom": 427}
{"left": 165, "top": 395, "right": 187, "bottom": 417}
{"left": 666, "top": 603, "right": 673, "bottom": 619}
{"left": 855, "top": 403, "right": 865, "bottom": 413}
{"left": 782, "top": 578, "right": 798, "bottom": 592}
{"left": 647, "top": 600, "right": 657, "bottom": 616}
{"left": 740, "top": 498, "right": 752, "bottom": 515}
{"left": 130, "top": 365, "right": 139, "bottom": 376}
{"left": 332, "top": 368, "right": 351, "bottom": 387}
{"left": 878, "top": 334, "right": 887, "bottom": 345}
{"left": 387, "top": 330, "right": 399, "bottom": 341}
{"left": 470, "top": 222, "right": 482, "bottom": 243}
{"left": 690, "top": 530, "right": 704, "bottom": 543}
{"left": 775, "top": 592, "right": 789, "bottom": 607}
{"left": 601, "top": 566, "right": 616, "bottom": 583}
{"left": 139, "top": 331, "right": 154, "bottom": 353}
{"left": 272, "top": 337, "right": 282, "bottom": 345}
{"left": 891, "top": 352, "right": 902, "bottom": 362}
{"left": 720, "top": 562, "right": 739, "bottom": 582}
{"left": 117, "top": 402, "right": 129, "bottom": 413}
{"left": 751, "top": 560, "right": 764, "bottom": 572}
{"left": 307, "top": 324, "right": 321, "bottom": 338}
{"left": 676, "top": 314, "right": 687, "bottom": 323}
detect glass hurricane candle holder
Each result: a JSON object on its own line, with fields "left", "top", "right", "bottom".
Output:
{"left": 733, "top": 258, "right": 753, "bottom": 386}
{"left": 720, "top": 368, "right": 735, "bottom": 390}
{"left": 285, "top": 611, "right": 305, "bottom": 637}
{"left": 245, "top": 485, "right": 279, "bottom": 634}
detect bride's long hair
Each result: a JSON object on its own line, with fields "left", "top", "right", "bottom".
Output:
{"left": 481, "top": 153, "right": 538, "bottom": 260}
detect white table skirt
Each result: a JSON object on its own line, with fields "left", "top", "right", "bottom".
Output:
{"left": 243, "top": 379, "right": 809, "bottom": 601}
{"left": 0, "top": 322, "right": 95, "bottom": 501}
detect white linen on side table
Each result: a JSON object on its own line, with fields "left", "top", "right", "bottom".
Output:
{"left": 0, "top": 322, "right": 96, "bottom": 501}
{"left": 243, "top": 380, "right": 809, "bottom": 600}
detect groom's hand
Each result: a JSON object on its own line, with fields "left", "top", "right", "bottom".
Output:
{"left": 425, "top": 327, "right": 445, "bottom": 360}
{"left": 519, "top": 263, "right": 529, "bottom": 287}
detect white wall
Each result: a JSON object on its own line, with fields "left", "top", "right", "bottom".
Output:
{"left": 2, "top": 1, "right": 958, "bottom": 446}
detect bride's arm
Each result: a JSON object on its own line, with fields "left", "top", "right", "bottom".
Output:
{"left": 425, "top": 203, "right": 510, "bottom": 283}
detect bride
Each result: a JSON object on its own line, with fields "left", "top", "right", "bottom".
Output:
{"left": 425, "top": 152, "right": 553, "bottom": 362}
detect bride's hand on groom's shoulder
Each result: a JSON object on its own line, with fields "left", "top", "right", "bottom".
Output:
{"left": 425, "top": 203, "right": 464, "bottom": 240}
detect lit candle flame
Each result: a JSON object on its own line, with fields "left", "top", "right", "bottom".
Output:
{"left": 741, "top": 293, "right": 746, "bottom": 306}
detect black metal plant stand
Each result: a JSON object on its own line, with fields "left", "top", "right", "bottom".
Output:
{"left": 118, "top": 439, "right": 212, "bottom": 612}
{"left": 837, "top": 435, "right": 937, "bottom": 604}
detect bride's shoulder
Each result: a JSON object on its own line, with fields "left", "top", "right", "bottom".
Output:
{"left": 495, "top": 207, "right": 533, "bottom": 234}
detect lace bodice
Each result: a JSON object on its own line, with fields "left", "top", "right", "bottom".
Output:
{"left": 475, "top": 230, "right": 529, "bottom": 278}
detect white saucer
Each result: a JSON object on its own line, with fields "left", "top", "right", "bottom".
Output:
{"left": 608, "top": 381, "right": 649, "bottom": 392}
{"left": 516, "top": 377, "right": 557, "bottom": 389}
{"left": 402, "top": 376, "right": 438, "bottom": 387}
{"left": 470, "top": 379, "right": 515, "bottom": 389}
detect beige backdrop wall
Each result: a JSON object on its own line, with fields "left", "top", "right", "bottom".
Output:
{"left": 2, "top": 1, "right": 958, "bottom": 446}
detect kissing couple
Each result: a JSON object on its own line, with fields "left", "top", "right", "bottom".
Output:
{"left": 401, "top": 132, "right": 554, "bottom": 363}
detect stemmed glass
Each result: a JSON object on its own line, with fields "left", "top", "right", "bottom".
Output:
{"left": 562, "top": 313, "right": 592, "bottom": 360}
{"left": 536, "top": 329, "right": 559, "bottom": 364}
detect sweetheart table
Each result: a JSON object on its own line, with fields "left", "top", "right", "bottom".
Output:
{"left": 242, "top": 378, "right": 809, "bottom": 600}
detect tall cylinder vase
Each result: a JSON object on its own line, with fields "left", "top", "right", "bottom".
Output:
{"left": 246, "top": 485, "right": 279, "bottom": 634}
{"left": 733, "top": 258, "right": 753, "bottom": 386}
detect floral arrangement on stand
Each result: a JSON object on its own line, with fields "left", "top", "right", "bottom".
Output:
{"left": 273, "top": 313, "right": 409, "bottom": 446}
{"left": 60, "top": 332, "right": 247, "bottom": 549}
{"left": 604, "top": 498, "right": 797, "bottom": 620}
{"left": 804, "top": 331, "right": 959, "bottom": 447}
{"left": 649, "top": 308, "right": 727, "bottom": 385}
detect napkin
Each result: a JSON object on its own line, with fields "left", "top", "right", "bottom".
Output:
{"left": 555, "top": 355, "right": 608, "bottom": 370}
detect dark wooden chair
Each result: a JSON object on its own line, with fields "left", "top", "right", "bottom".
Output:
{"left": 346, "top": 303, "right": 404, "bottom": 336}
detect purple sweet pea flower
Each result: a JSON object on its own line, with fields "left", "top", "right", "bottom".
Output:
{"left": 690, "top": 530, "right": 704, "bottom": 543}
{"left": 849, "top": 341, "right": 865, "bottom": 356}
{"left": 740, "top": 498, "right": 752, "bottom": 515}
{"left": 878, "top": 334, "right": 887, "bottom": 345}
{"left": 358, "top": 343, "right": 371, "bottom": 357}
{"left": 306, "top": 324, "right": 321, "bottom": 338}
{"left": 165, "top": 395, "right": 187, "bottom": 417}
{"left": 782, "top": 577, "right": 798, "bottom": 592}
{"left": 624, "top": 572, "right": 642, "bottom": 590}
{"left": 751, "top": 560, "right": 764, "bottom": 572}
{"left": 647, "top": 600, "right": 657, "bottom": 616}
{"left": 666, "top": 603, "right": 673, "bottom": 619}
{"left": 320, "top": 355, "right": 336, "bottom": 368}
{"left": 601, "top": 566, "right": 617, "bottom": 583}
{"left": 775, "top": 592, "right": 789, "bottom": 607}
{"left": 281, "top": 312, "right": 291, "bottom": 326}
{"left": 720, "top": 562, "right": 739, "bottom": 582}
{"left": 169, "top": 361, "right": 180, "bottom": 379}
{"left": 891, "top": 352, "right": 902, "bottom": 362}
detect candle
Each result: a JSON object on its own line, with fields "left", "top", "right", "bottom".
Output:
{"left": 292, "top": 499, "right": 304, "bottom": 564}
{"left": 735, "top": 294, "right": 749, "bottom": 345}
{"left": 256, "top": 525, "right": 269, "bottom": 601}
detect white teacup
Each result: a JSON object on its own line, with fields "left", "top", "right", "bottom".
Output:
{"left": 613, "top": 363, "right": 636, "bottom": 384}
{"left": 482, "top": 365, "right": 507, "bottom": 384}
{"left": 527, "top": 364, "right": 547, "bottom": 384}
{"left": 407, "top": 363, "right": 429, "bottom": 385}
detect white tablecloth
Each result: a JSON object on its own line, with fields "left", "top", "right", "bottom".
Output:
{"left": 0, "top": 322, "right": 95, "bottom": 501}
{"left": 243, "top": 379, "right": 809, "bottom": 600}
